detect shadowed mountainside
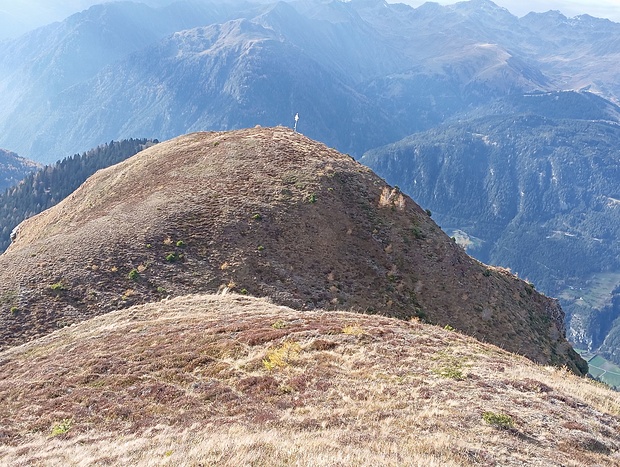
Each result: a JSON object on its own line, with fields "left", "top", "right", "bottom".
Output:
{"left": 361, "top": 91, "right": 620, "bottom": 366}
{"left": 0, "top": 127, "right": 586, "bottom": 373}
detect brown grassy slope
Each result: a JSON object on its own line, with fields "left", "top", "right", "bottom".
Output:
{"left": 0, "top": 127, "right": 585, "bottom": 373}
{"left": 0, "top": 294, "right": 618, "bottom": 466}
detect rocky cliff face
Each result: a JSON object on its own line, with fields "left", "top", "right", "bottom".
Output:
{"left": 0, "top": 127, "right": 586, "bottom": 374}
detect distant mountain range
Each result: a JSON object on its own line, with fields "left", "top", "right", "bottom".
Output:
{"left": 4, "top": 0, "right": 620, "bottom": 162}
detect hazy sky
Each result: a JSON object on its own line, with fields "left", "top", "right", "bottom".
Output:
{"left": 2, "top": 0, "right": 620, "bottom": 40}
{"left": 399, "top": 0, "right": 620, "bottom": 22}
{"left": 0, "top": 0, "right": 172, "bottom": 39}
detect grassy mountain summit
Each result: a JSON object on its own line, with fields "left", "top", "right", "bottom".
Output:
{"left": 0, "top": 293, "right": 618, "bottom": 465}
{"left": 0, "top": 127, "right": 585, "bottom": 374}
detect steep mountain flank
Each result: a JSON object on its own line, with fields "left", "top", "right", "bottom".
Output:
{"left": 361, "top": 92, "right": 620, "bottom": 365}
{"left": 1, "top": 294, "right": 618, "bottom": 466}
{"left": 0, "top": 127, "right": 585, "bottom": 374}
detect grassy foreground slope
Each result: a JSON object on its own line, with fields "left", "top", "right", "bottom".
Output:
{"left": 0, "top": 294, "right": 618, "bottom": 466}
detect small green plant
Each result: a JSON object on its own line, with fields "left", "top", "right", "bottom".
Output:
{"left": 165, "top": 253, "right": 177, "bottom": 262}
{"left": 432, "top": 354, "right": 466, "bottom": 380}
{"left": 482, "top": 411, "right": 514, "bottom": 429}
{"left": 50, "top": 281, "right": 66, "bottom": 292}
{"left": 50, "top": 419, "right": 73, "bottom": 437}
{"left": 252, "top": 213, "right": 263, "bottom": 221}
{"left": 272, "top": 319, "right": 286, "bottom": 329}
{"left": 156, "top": 286, "right": 167, "bottom": 294}
{"left": 240, "top": 288, "right": 248, "bottom": 295}
{"left": 410, "top": 227, "right": 425, "bottom": 239}
{"left": 146, "top": 243, "right": 152, "bottom": 249}
{"left": 10, "top": 306, "right": 19, "bottom": 315}
{"left": 444, "top": 325, "right": 455, "bottom": 332}
{"left": 425, "top": 208, "right": 432, "bottom": 217}
{"left": 128, "top": 269, "right": 140, "bottom": 281}
{"left": 483, "top": 269, "right": 492, "bottom": 277}
{"left": 263, "top": 341, "right": 301, "bottom": 371}
{"left": 433, "top": 363, "right": 464, "bottom": 380}
{"left": 257, "top": 245, "right": 265, "bottom": 252}
{"left": 412, "top": 307, "right": 428, "bottom": 322}
{"left": 176, "top": 240, "right": 185, "bottom": 248}
{"left": 213, "top": 141, "right": 219, "bottom": 147}
{"left": 307, "top": 193, "right": 317, "bottom": 203}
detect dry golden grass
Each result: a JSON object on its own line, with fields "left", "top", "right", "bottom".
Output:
{"left": 0, "top": 294, "right": 618, "bottom": 466}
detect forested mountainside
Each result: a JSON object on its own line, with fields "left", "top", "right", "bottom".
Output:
{"left": 362, "top": 90, "right": 620, "bottom": 366}
{"left": 0, "top": 148, "right": 39, "bottom": 192}
{"left": 0, "top": 139, "right": 157, "bottom": 252}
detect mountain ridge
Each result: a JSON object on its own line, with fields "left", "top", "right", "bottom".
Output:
{"left": 0, "top": 127, "right": 586, "bottom": 374}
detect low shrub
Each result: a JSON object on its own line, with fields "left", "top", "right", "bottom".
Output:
{"left": 50, "top": 419, "right": 73, "bottom": 437}
{"left": 482, "top": 411, "right": 514, "bottom": 429}
{"left": 263, "top": 341, "right": 301, "bottom": 371}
